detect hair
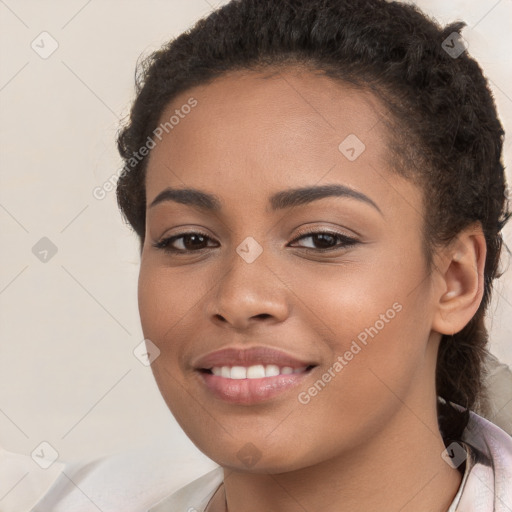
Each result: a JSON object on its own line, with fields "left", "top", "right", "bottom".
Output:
{"left": 116, "top": 0, "right": 510, "bottom": 447}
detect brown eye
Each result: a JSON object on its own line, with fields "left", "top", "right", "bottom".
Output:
{"left": 152, "top": 232, "right": 217, "bottom": 253}
{"left": 290, "top": 231, "right": 359, "bottom": 252}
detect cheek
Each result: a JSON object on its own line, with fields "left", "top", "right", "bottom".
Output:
{"left": 138, "top": 263, "right": 188, "bottom": 386}
{"left": 137, "top": 262, "right": 207, "bottom": 342}
{"left": 291, "top": 256, "right": 430, "bottom": 402}
{"left": 283, "top": 257, "right": 405, "bottom": 341}
{"left": 137, "top": 264, "right": 197, "bottom": 418}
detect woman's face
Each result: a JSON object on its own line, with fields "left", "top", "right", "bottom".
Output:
{"left": 138, "top": 67, "right": 441, "bottom": 472}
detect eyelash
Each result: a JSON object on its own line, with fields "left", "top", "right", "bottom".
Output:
{"left": 152, "top": 229, "right": 359, "bottom": 254}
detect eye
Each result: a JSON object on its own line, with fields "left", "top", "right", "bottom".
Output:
{"left": 152, "top": 231, "right": 218, "bottom": 253}
{"left": 289, "top": 230, "right": 359, "bottom": 252}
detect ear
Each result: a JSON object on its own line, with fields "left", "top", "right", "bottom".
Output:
{"left": 431, "top": 222, "right": 487, "bottom": 336}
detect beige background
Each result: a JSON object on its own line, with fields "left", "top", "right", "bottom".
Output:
{"left": 0, "top": 0, "right": 511, "bottom": 468}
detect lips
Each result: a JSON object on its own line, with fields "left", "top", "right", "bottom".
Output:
{"left": 192, "top": 346, "right": 318, "bottom": 405}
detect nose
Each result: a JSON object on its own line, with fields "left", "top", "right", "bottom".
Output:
{"left": 206, "top": 249, "right": 290, "bottom": 331}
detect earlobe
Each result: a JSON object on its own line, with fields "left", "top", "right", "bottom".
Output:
{"left": 431, "top": 224, "right": 487, "bottom": 335}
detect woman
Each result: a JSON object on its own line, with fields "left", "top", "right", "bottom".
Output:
{"left": 25, "top": 0, "right": 512, "bottom": 510}
{"left": 115, "top": 0, "right": 512, "bottom": 510}
{"left": 111, "top": 0, "right": 512, "bottom": 510}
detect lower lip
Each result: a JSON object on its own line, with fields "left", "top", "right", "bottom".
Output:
{"left": 197, "top": 369, "right": 313, "bottom": 405}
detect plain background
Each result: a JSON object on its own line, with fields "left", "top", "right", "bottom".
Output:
{"left": 0, "top": 0, "right": 511, "bottom": 469}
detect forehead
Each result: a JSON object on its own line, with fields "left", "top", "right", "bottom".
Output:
{"left": 145, "top": 66, "right": 420, "bottom": 220}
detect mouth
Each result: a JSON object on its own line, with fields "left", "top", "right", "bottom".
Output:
{"left": 192, "top": 345, "right": 318, "bottom": 404}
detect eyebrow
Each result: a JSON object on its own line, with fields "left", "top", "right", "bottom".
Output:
{"left": 149, "top": 184, "right": 382, "bottom": 215}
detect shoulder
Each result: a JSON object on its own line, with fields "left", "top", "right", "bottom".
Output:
{"left": 0, "top": 444, "right": 66, "bottom": 512}
{"left": 458, "top": 411, "right": 512, "bottom": 510}
{"left": 1, "top": 441, "right": 218, "bottom": 512}
{"left": 465, "top": 408, "right": 512, "bottom": 454}
{"left": 481, "top": 352, "right": 512, "bottom": 436}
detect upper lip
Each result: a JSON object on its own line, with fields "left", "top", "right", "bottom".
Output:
{"left": 193, "top": 346, "right": 317, "bottom": 370}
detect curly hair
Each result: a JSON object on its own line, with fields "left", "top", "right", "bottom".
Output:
{"left": 115, "top": 0, "right": 510, "bottom": 445}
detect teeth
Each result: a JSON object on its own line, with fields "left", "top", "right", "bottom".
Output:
{"left": 230, "top": 366, "right": 247, "bottom": 379}
{"left": 210, "top": 364, "right": 308, "bottom": 379}
{"left": 265, "top": 364, "right": 280, "bottom": 377}
{"left": 246, "top": 365, "right": 266, "bottom": 379}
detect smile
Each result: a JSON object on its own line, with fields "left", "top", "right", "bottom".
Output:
{"left": 193, "top": 346, "right": 318, "bottom": 404}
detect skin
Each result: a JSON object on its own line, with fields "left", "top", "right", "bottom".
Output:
{"left": 138, "top": 66, "right": 486, "bottom": 512}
